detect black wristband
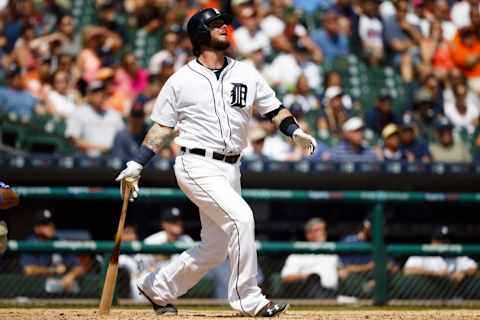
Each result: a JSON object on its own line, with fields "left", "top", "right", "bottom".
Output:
{"left": 279, "top": 116, "right": 300, "bottom": 137}
{"left": 132, "top": 145, "right": 156, "bottom": 166}
{"left": 264, "top": 106, "right": 285, "bottom": 120}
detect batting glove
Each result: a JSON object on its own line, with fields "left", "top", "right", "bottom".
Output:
{"left": 292, "top": 128, "right": 317, "bottom": 156}
{"left": 115, "top": 161, "right": 143, "bottom": 202}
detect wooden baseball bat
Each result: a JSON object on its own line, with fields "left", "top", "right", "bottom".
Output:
{"left": 99, "top": 181, "right": 132, "bottom": 315}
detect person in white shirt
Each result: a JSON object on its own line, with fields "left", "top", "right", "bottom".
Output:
{"left": 264, "top": 43, "right": 321, "bottom": 92}
{"left": 356, "top": 0, "right": 384, "bottom": 65}
{"left": 45, "top": 70, "right": 79, "bottom": 119}
{"left": 281, "top": 217, "right": 339, "bottom": 298}
{"left": 443, "top": 82, "right": 479, "bottom": 134}
{"left": 404, "top": 226, "right": 478, "bottom": 283}
{"left": 65, "top": 81, "right": 125, "bottom": 157}
{"left": 119, "top": 208, "right": 194, "bottom": 301}
{"left": 234, "top": 10, "right": 271, "bottom": 58}
{"left": 451, "top": 0, "right": 480, "bottom": 30}
{"left": 149, "top": 31, "right": 188, "bottom": 75}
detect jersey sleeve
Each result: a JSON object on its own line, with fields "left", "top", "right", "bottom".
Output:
{"left": 150, "top": 78, "right": 178, "bottom": 127}
{"left": 253, "top": 67, "right": 281, "bottom": 116}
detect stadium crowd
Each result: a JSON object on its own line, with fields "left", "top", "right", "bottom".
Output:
{"left": 1, "top": 0, "right": 480, "bottom": 164}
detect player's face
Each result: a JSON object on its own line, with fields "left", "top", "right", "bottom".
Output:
{"left": 208, "top": 19, "right": 230, "bottom": 51}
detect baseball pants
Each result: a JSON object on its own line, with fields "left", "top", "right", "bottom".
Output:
{"left": 137, "top": 153, "right": 269, "bottom": 316}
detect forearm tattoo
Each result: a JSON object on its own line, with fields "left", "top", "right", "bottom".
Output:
{"left": 143, "top": 123, "right": 175, "bottom": 154}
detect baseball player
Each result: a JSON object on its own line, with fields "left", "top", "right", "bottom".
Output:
{"left": 116, "top": 8, "right": 316, "bottom": 317}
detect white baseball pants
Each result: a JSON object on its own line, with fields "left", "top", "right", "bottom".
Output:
{"left": 137, "top": 153, "right": 269, "bottom": 315}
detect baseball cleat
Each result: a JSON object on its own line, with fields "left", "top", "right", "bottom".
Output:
{"left": 137, "top": 286, "right": 178, "bottom": 316}
{"left": 256, "top": 301, "right": 289, "bottom": 317}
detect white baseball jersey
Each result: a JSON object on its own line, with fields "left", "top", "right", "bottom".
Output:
{"left": 151, "top": 57, "right": 281, "bottom": 155}
{"left": 139, "top": 56, "right": 280, "bottom": 316}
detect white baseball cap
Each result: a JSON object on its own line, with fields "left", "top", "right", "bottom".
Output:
{"left": 342, "top": 117, "right": 365, "bottom": 132}
{"left": 323, "top": 86, "right": 343, "bottom": 104}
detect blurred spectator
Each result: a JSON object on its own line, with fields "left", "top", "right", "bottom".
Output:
{"left": 280, "top": 218, "right": 339, "bottom": 298}
{"left": 119, "top": 208, "right": 195, "bottom": 300}
{"left": 0, "top": 17, "right": 7, "bottom": 59}
{"left": 65, "top": 81, "right": 124, "bottom": 157}
{"left": 0, "top": 64, "right": 37, "bottom": 119}
{"left": 118, "top": 224, "right": 154, "bottom": 301}
{"left": 380, "top": 123, "right": 409, "bottom": 161}
{"left": 234, "top": 10, "right": 271, "bottom": 58}
{"left": 44, "top": 70, "right": 79, "bottom": 119}
{"left": 243, "top": 127, "right": 270, "bottom": 161}
{"left": 265, "top": 42, "right": 321, "bottom": 92}
{"left": 338, "top": 218, "right": 374, "bottom": 280}
{"left": 242, "top": 46, "right": 269, "bottom": 78}
{"left": 429, "top": 1, "right": 457, "bottom": 79}
{"left": 353, "top": 0, "right": 384, "bottom": 65}
{"left": 97, "top": 1, "right": 127, "bottom": 41}
{"left": 399, "top": 117, "right": 432, "bottom": 163}
{"left": 20, "top": 209, "right": 85, "bottom": 294}
{"left": 283, "top": 6, "right": 323, "bottom": 62}
{"left": 330, "top": 117, "right": 379, "bottom": 162}
{"left": 317, "top": 86, "right": 351, "bottom": 140}
{"left": 365, "top": 92, "right": 399, "bottom": 137}
{"left": 144, "top": 207, "right": 194, "bottom": 252}
{"left": 260, "top": 0, "right": 322, "bottom": 60}
{"left": 404, "top": 225, "right": 478, "bottom": 282}
{"left": 449, "top": 7, "right": 480, "bottom": 94}
{"left": 111, "top": 103, "right": 148, "bottom": 160}
{"left": 443, "top": 82, "right": 479, "bottom": 134}
{"left": 0, "top": 181, "right": 19, "bottom": 255}
{"left": 0, "top": 220, "right": 7, "bottom": 256}
{"left": 429, "top": 117, "right": 472, "bottom": 163}
{"left": 293, "top": 0, "right": 333, "bottom": 15}
{"left": 30, "top": 14, "right": 80, "bottom": 59}
{"left": 149, "top": 31, "right": 188, "bottom": 76}
{"left": 451, "top": 0, "right": 480, "bottom": 30}
{"left": 283, "top": 74, "right": 320, "bottom": 117}
{"left": 77, "top": 26, "right": 122, "bottom": 83}
{"left": 12, "top": 23, "right": 38, "bottom": 70}
{"left": 97, "top": 67, "right": 131, "bottom": 115}
{"left": 323, "top": 70, "right": 353, "bottom": 109}
{"left": 383, "top": 0, "right": 425, "bottom": 81}
{"left": 312, "top": 10, "right": 349, "bottom": 64}
{"left": 410, "top": 88, "right": 438, "bottom": 139}
{"left": 258, "top": 118, "right": 294, "bottom": 161}
{"left": 142, "top": 74, "right": 165, "bottom": 117}
{"left": 114, "top": 52, "right": 149, "bottom": 108}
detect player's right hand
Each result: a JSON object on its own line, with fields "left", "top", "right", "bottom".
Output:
{"left": 115, "top": 161, "right": 143, "bottom": 202}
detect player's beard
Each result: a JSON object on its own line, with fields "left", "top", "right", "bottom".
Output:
{"left": 210, "top": 38, "right": 230, "bottom": 51}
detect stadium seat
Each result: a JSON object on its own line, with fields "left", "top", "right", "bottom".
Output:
{"left": 0, "top": 122, "right": 28, "bottom": 149}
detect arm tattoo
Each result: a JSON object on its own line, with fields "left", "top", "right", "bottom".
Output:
{"left": 143, "top": 123, "right": 175, "bottom": 154}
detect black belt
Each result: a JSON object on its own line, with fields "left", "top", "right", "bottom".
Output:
{"left": 180, "top": 146, "right": 241, "bottom": 164}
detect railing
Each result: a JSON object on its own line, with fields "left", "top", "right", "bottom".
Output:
{"left": 4, "top": 188, "right": 480, "bottom": 305}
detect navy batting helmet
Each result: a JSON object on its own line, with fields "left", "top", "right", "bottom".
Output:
{"left": 187, "top": 8, "right": 231, "bottom": 53}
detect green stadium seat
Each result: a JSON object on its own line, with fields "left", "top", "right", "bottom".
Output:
{"left": 0, "top": 122, "right": 28, "bottom": 149}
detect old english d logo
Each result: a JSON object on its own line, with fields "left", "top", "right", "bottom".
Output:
{"left": 230, "top": 83, "right": 247, "bottom": 108}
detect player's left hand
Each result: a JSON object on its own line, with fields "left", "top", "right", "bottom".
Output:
{"left": 115, "top": 161, "right": 143, "bottom": 202}
{"left": 292, "top": 128, "right": 317, "bottom": 155}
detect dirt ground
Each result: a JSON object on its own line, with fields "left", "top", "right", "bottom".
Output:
{"left": 1, "top": 308, "right": 480, "bottom": 320}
